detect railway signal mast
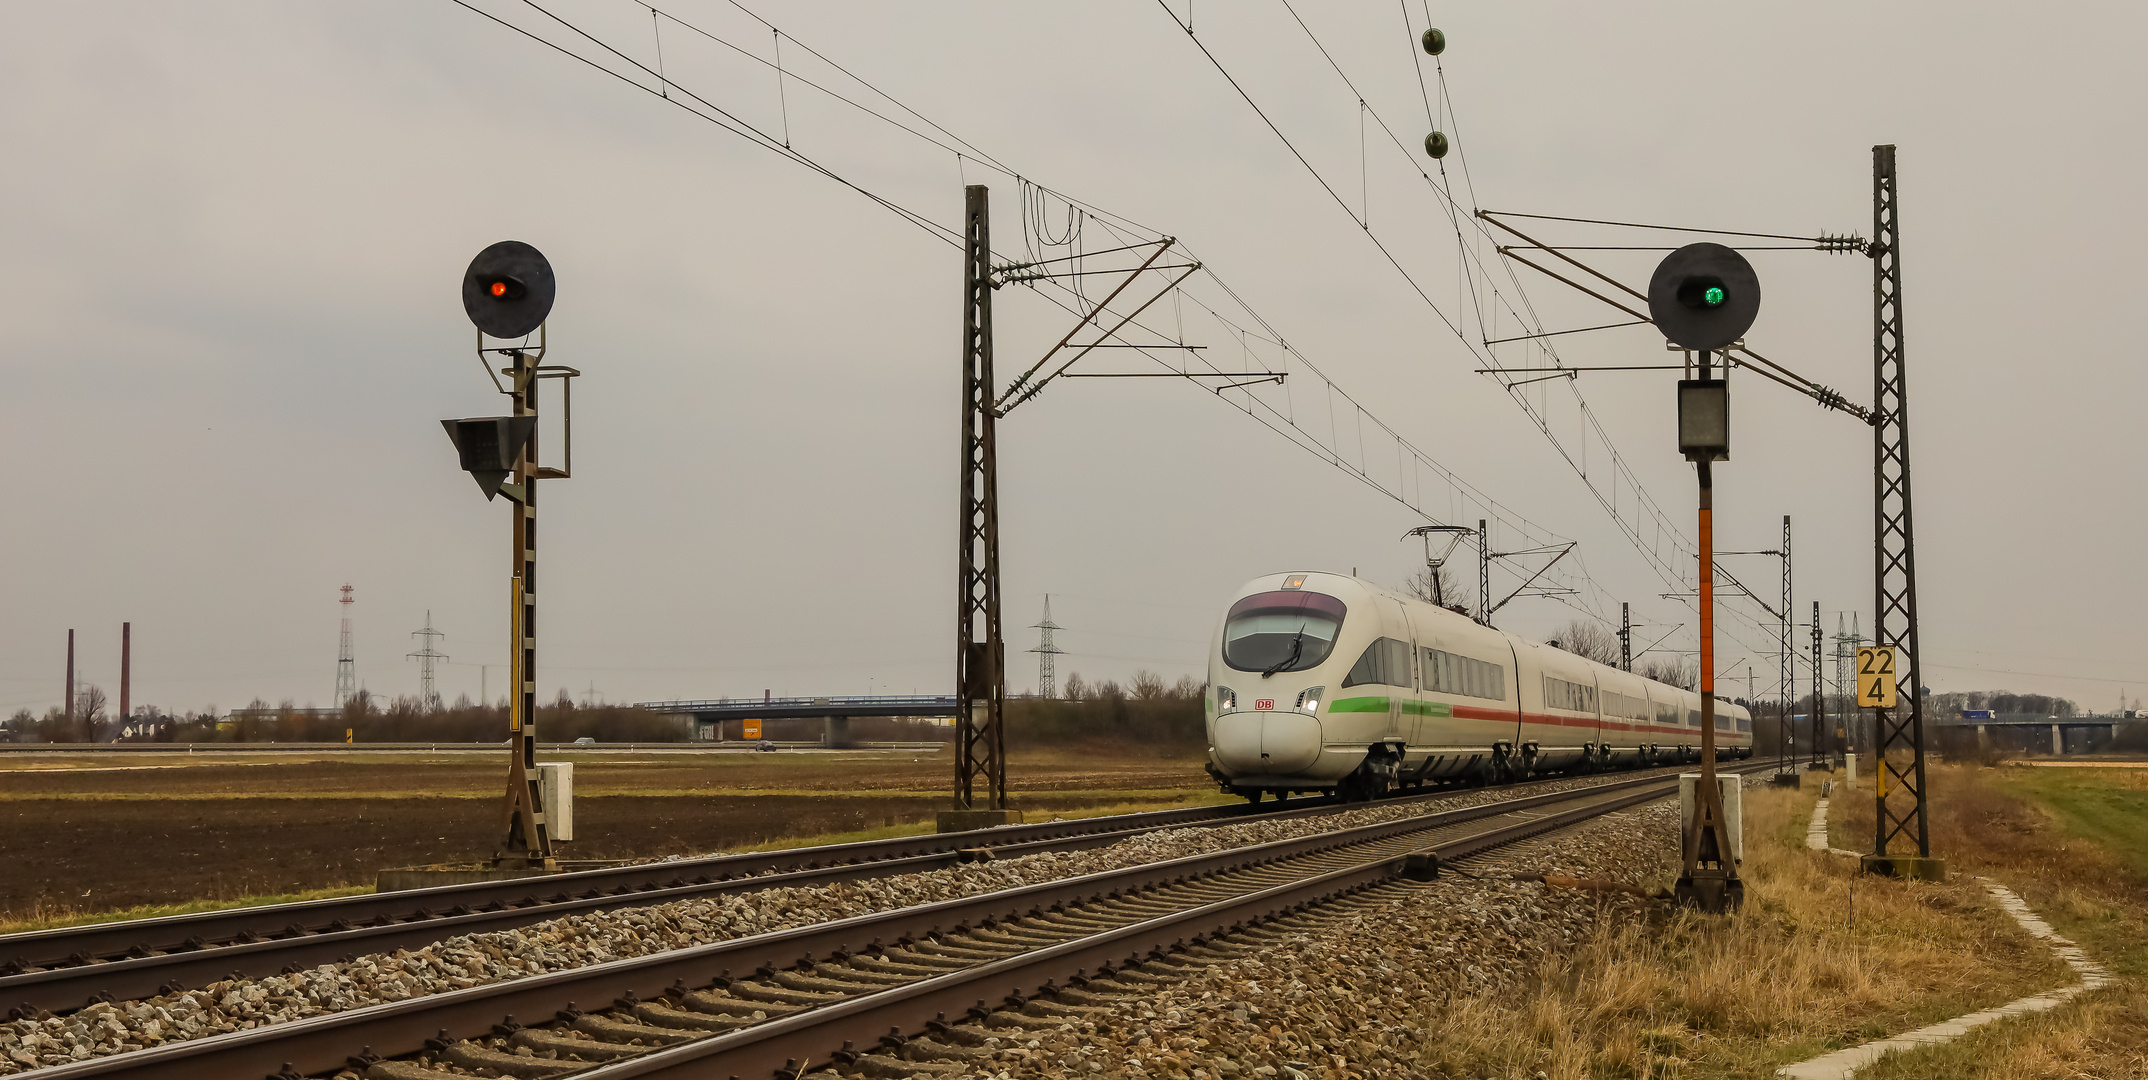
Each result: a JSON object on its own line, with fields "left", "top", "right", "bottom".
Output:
{"left": 1651, "top": 241, "right": 1759, "bottom": 913}
{"left": 1478, "top": 147, "right": 1941, "bottom": 883}
{"left": 441, "top": 240, "right": 581, "bottom": 870}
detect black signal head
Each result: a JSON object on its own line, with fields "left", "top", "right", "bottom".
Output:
{"left": 441, "top": 416, "right": 538, "bottom": 500}
{"left": 1647, "top": 242, "right": 1760, "bottom": 352}
{"left": 462, "top": 240, "right": 556, "bottom": 339}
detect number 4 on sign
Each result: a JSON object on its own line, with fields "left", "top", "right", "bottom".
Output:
{"left": 1856, "top": 646, "right": 1898, "bottom": 709}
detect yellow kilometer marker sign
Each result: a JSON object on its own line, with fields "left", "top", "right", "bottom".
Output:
{"left": 1857, "top": 645, "right": 1899, "bottom": 709}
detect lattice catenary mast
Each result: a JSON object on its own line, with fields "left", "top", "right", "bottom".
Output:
{"left": 1833, "top": 613, "right": 1863, "bottom": 748}
{"left": 334, "top": 585, "right": 357, "bottom": 708}
{"left": 950, "top": 184, "right": 1010, "bottom": 828}
{"left": 1866, "top": 143, "right": 1942, "bottom": 879}
{"left": 408, "top": 611, "right": 449, "bottom": 711}
{"left": 1029, "top": 595, "right": 1066, "bottom": 699}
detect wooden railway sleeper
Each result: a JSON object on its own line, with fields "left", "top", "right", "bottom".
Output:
{"left": 962, "top": 926, "right": 1073, "bottom": 948}
{"left": 904, "top": 939, "right": 1017, "bottom": 962}
{"left": 844, "top": 954, "right": 963, "bottom": 977}
{"left": 449, "top": 1038, "right": 585, "bottom": 1077}
{"left": 630, "top": 1000, "right": 746, "bottom": 1032}
{"left": 572, "top": 1012, "right": 699, "bottom": 1045}
{"left": 854, "top": 1052, "right": 963, "bottom": 1077}
{"left": 721, "top": 980, "right": 842, "bottom": 1007}
{"left": 898, "top": 1035, "right": 994, "bottom": 1062}
{"left": 804, "top": 963, "right": 916, "bottom": 987}
{"left": 678, "top": 987, "right": 804, "bottom": 1017}
{"left": 1022, "top": 918, "right": 1125, "bottom": 936}
{"left": 509, "top": 1026, "right": 646, "bottom": 1060}
{"left": 773, "top": 969, "right": 906, "bottom": 994}
{"left": 1050, "top": 984, "right": 1133, "bottom": 1008}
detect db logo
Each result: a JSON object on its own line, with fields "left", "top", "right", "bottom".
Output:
{"left": 1253, "top": 698, "right": 1276, "bottom": 711}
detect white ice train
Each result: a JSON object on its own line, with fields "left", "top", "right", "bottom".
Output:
{"left": 1205, "top": 571, "right": 1751, "bottom": 801}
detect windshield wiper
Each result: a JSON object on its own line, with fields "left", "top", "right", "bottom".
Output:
{"left": 1261, "top": 625, "right": 1307, "bottom": 678}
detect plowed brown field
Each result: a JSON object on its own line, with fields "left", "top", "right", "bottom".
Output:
{"left": 0, "top": 748, "right": 1214, "bottom": 918}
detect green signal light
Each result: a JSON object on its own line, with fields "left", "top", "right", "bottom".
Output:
{"left": 1703, "top": 286, "right": 1726, "bottom": 306}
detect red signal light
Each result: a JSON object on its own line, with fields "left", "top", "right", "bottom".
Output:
{"left": 489, "top": 280, "right": 509, "bottom": 298}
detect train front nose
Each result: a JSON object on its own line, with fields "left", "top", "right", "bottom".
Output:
{"left": 1213, "top": 706, "right": 1322, "bottom": 775}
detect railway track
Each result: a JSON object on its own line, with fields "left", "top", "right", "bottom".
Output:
{"left": 18, "top": 766, "right": 1758, "bottom": 1079}
{"left": 0, "top": 763, "right": 1717, "bottom": 1019}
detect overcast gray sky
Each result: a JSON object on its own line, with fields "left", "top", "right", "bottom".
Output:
{"left": 3, "top": 1, "right": 2142, "bottom": 717}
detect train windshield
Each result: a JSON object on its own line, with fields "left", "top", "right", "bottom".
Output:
{"left": 1222, "top": 590, "right": 1347, "bottom": 673}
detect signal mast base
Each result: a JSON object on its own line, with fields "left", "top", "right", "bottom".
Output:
{"left": 1861, "top": 854, "right": 1946, "bottom": 882}
{"left": 1673, "top": 868, "right": 1745, "bottom": 913}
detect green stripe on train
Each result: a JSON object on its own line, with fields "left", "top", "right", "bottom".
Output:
{"left": 1327, "top": 697, "right": 1453, "bottom": 718}
{"left": 1327, "top": 696, "right": 1389, "bottom": 713}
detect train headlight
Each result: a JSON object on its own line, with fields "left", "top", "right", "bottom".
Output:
{"left": 1297, "top": 686, "right": 1325, "bottom": 713}
{"left": 1217, "top": 686, "right": 1237, "bottom": 711}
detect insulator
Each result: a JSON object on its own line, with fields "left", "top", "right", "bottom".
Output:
{"left": 1423, "top": 131, "right": 1450, "bottom": 159}
{"left": 1422, "top": 27, "right": 1446, "bottom": 55}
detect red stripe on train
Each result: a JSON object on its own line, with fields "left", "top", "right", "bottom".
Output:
{"left": 1450, "top": 704, "right": 1746, "bottom": 740}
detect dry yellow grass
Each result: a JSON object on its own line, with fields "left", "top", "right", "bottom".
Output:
{"left": 1416, "top": 774, "right": 2072, "bottom": 1078}
{"left": 0, "top": 885, "right": 377, "bottom": 936}
{"left": 1841, "top": 765, "right": 2148, "bottom": 1080}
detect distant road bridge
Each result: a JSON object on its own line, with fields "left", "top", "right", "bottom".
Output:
{"left": 635, "top": 695, "right": 959, "bottom": 745}
{"left": 1936, "top": 713, "right": 2130, "bottom": 755}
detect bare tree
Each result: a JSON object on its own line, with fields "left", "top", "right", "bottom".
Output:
{"left": 1130, "top": 670, "right": 1167, "bottom": 701}
{"left": 75, "top": 685, "right": 107, "bottom": 742}
{"left": 1547, "top": 620, "right": 1621, "bottom": 667}
{"left": 1403, "top": 565, "right": 1474, "bottom": 616}
{"left": 1638, "top": 657, "right": 1698, "bottom": 690}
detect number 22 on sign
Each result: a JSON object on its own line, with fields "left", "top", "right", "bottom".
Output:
{"left": 1856, "top": 646, "right": 1898, "bottom": 709}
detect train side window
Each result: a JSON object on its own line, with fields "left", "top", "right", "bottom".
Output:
{"left": 1543, "top": 676, "right": 1596, "bottom": 713}
{"left": 1342, "top": 637, "right": 1412, "bottom": 689}
{"left": 1343, "top": 643, "right": 1382, "bottom": 688}
{"left": 1420, "top": 648, "right": 1508, "bottom": 701}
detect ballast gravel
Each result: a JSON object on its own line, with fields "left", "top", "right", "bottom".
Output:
{"left": 936, "top": 791, "right": 1724, "bottom": 1080}
{"left": 0, "top": 770, "right": 1691, "bottom": 1075}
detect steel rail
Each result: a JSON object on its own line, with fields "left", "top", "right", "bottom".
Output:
{"left": 0, "top": 758, "right": 1735, "bottom": 1014}
{"left": 0, "top": 796, "right": 1318, "bottom": 979}
{"left": 18, "top": 768, "right": 1752, "bottom": 1080}
{"left": 0, "top": 796, "right": 1328, "bottom": 1016}
{"left": 576, "top": 778, "right": 1683, "bottom": 1080}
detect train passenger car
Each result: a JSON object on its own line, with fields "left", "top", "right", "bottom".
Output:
{"left": 1206, "top": 571, "right": 1750, "bottom": 800}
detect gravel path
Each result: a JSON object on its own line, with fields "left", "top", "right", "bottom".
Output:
{"left": 925, "top": 792, "right": 1708, "bottom": 1080}
{"left": 0, "top": 771, "right": 1686, "bottom": 1075}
